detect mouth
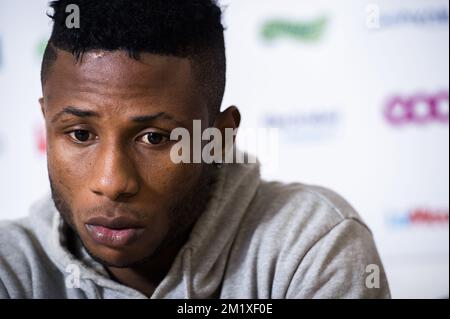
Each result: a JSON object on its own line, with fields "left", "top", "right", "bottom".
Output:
{"left": 85, "top": 216, "right": 145, "bottom": 248}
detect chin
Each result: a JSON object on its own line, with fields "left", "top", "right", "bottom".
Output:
{"left": 86, "top": 244, "right": 148, "bottom": 268}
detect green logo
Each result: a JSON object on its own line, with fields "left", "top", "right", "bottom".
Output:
{"left": 262, "top": 16, "right": 328, "bottom": 43}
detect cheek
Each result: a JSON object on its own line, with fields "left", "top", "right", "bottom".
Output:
{"left": 47, "top": 138, "right": 92, "bottom": 195}
{"left": 139, "top": 157, "right": 203, "bottom": 198}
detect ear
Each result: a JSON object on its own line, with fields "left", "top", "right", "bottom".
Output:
{"left": 213, "top": 105, "right": 241, "bottom": 159}
{"left": 39, "top": 97, "right": 45, "bottom": 118}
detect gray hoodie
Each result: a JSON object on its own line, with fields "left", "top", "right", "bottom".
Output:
{"left": 0, "top": 160, "right": 390, "bottom": 299}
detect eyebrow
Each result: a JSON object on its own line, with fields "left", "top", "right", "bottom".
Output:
{"left": 131, "top": 112, "right": 186, "bottom": 126}
{"left": 51, "top": 106, "right": 100, "bottom": 123}
{"left": 51, "top": 106, "right": 186, "bottom": 127}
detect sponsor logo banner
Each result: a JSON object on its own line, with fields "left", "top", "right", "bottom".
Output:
{"left": 384, "top": 90, "right": 449, "bottom": 126}
{"left": 261, "top": 16, "right": 328, "bottom": 43}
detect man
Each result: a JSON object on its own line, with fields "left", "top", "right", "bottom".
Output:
{"left": 0, "top": 0, "right": 390, "bottom": 299}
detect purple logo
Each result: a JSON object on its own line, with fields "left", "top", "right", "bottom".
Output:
{"left": 384, "top": 91, "right": 449, "bottom": 125}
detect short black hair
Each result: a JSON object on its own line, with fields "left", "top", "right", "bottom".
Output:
{"left": 41, "top": 0, "right": 226, "bottom": 118}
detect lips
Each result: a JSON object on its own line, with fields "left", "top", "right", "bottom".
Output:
{"left": 85, "top": 216, "right": 145, "bottom": 247}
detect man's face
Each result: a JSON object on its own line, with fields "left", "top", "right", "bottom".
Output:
{"left": 40, "top": 50, "right": 213, "bottom": 267}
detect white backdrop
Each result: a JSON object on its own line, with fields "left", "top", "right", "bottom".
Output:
{"left": 0, "top": 0, "right": 448, "bottom": 298}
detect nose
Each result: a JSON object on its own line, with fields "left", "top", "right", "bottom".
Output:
{"left": 89, "top": 143, "right": 140, "bottom": 201}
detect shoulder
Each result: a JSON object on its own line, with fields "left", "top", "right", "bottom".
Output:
{"left": 240, "top": 181, "right": 390, "bottom": 298}
{"left": 0, "top": 217, "right": 43, "bottom": 263}
{"left": 248, "top": 180, "right": 370, "bottom": 239}
{"left": 0, "top": 196, "right": 55, "bottom": 262}
{"left": 0, "top": 218, "right": 39, "bottom": 298}
{"left": 233, "top": 179, "right": 374, "bottom": 263}
{"left": 0, "top": 196, "right": 58, "bottom": 298}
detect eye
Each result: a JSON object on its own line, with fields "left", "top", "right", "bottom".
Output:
{"left": 138, "top": 132, "right": 169, "bottom": 145}
{"left": 67, "top": 130, "right": 96, "bottom": 143}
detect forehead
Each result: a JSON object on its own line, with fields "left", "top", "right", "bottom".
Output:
{"left": 43, "top": 50, "right": 206, "bottom": 120}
